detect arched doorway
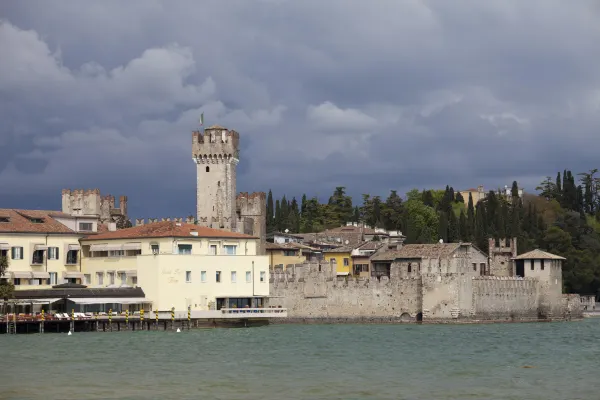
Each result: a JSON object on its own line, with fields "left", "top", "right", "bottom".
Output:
{"left": 400, "top": 313, "right": 412, "bottom": 322}
{"left": 416, "top": 312, "right": 423, "bottom": 322}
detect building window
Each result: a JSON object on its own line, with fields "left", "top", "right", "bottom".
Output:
{"left": 14, "top": 278, "right": 21, "bottom": 286}
{"left": 178, "top": 244, "right": 192, "bottom": 255}
{"left": 343, "top": 258, "right": 349, "bottom": 266}
{"left": 480, "top": 263, "right": 486, "bottom": 276}
{"left": 79, "top": 222, "right": 93, "bottom": 231}
{"left": 151, "top": 244, "right": 159, "bottom": 254}
{"left": 109, "top": 250, "right": 124, "bottom": 257}
{"left": 407, "top": 263, "right": 412, "bottom": 273}
{"left": 206, "top": 166, "right": 210, "bottom": 172}
{"left": 541, "top": 260, "right": 545, "bottom": 270}
{"left": 209, "top": 245, "right": 217, "bottom": 255}
{"left": 97, "top": 272, "right": 104, "bottom": 285}
{"left": 132, "top": 276, "right": 138, "bottom": 285}
{"left": 66, "top": 250, "right": 78, "bottom": 264}
{"left": 231, "top": 271, "right": 237, "bottom": 283}
{"left": 49, "top": 272, "right": 57, "bottom": 285}
{"left": 186, "top": 271, "right": 192, "bottom": 283}
{"left": 48, "top": 247, "right": 59, "bottom": 260}
{"left": 530, "top": 260, "right": 534, "bottom": 270}
{"left": 108, "top": 272, "right": 115, "bottom": 285}
{"left": 246, "top": 271, "right": 251, "bottom": 283}
{"left": 84, "top": 274, "right": 91, "bottom": 285}
{"left": 224, "top": 245, "right": 237, "bottom": 255}
{"left": 119, "top": 273, "right": 126, "bottom": 285}
{"left": 283, "top": 250, "right": 297, "bottom": 256}
{"left": 201, "top": 271, "right": 207, "bottom": 282}
{"left": 472, "top": 263, "right": 477, "bottom": 271}
{"left": 216, "top": 271, "right": 221, "bottom": 283}
{"left": 11, "top": 247, "right": 23, "bottom": 260}
{"left": 260, "top": 271, "right": 266, "bottom": 282}
{"left": 32, "top": 250, "right": 44, "bottom": 265}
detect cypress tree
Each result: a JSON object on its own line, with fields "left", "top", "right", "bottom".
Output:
{"left": 301, "top": 194, "right": 307, "bottom": 215}
{"left": 438, "top": 211, "right": 448, "bottom": 243}
{"left": 274, "top": 200, "right": 281, "bottom": 232}
{"left": 422, "top": 190, "right": 434, "bottom": 208}
{"left": 467, "top": 192, "right": 475, "bottom": 240}
{"left": 459, "top": 210, "right": 468, "bottom": 241}
{"left": 448, "top": 211, "right": 459, "bottom": 243}
{"left": 266, "top": 190, "right": 274, "bottom": 233}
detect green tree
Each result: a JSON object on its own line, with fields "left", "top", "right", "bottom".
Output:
{"left": 0, "top": 255, "right": 14, "bottom": 314}
{"left": 382, "top": 190, "right": 403, "bottom": 231}
{"left": 458, "top": 210, "right": 468, "bottom": 241}
{"left": 455, "top": 191, "right": 465, "bottom": 204}
{"left": 116, "top": 215, "right": 133, "bottom": 229}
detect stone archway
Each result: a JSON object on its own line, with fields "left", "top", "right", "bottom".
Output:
{"left": 416, "top": 312, "right": 423, "bottom": 322}
{"left": 400, "top": 313, "right": 412, "bottom": 322}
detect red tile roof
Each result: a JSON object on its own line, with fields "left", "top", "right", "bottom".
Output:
{"left": 0, "top": 209, "right": 77, "bottom": 234}
{"left": 82, "top": 221, "right": 256, "bottom": 240}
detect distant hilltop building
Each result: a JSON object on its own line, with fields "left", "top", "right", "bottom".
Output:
{"left": 459, "top": 183, "right": 524, "bottom": 207}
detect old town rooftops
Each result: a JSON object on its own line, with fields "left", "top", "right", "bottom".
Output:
{"left": 0, "top": 209, "right": 77, "bottom": 234}
{"left": 265, "top": 242, "right": 318, "bottom": 251}
{"left": 82, "top": 220, "right": 257, "bottom": 241}
{"left": 371, "top": 243, "right": 471, "bottom": 261}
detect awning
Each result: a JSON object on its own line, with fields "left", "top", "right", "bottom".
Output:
{"left": 106, "top": 244, "right": 124, "bottom": 251}
{"left": 336, "top": 272, "right": 350, "bottom": 276}
{"left": 34, "top": 244, "right": 48, "bottom": 251}
{"left": 123, "top": 242, "right": 141, "bottom": 250}
{"left": 63, "top": 272, "right": 85, "bottom": 279}
{"left": 0, "top": 243, "right": 10, "bottom": 250}
{"left": 125, "top": 270, "right": 137, "bottom": 277}
{"left": 68, "top": 244, "right": 81, "bottom": 251}
{"left": 32, "top": 271, "right": 50, "bottom": 279}
{"left": 1, "top": 298, "right": 62, "bottom": 305}
{"left": 89, "top": 244, "right": 107, "bottom": 252}
{"left": 69, "top": 297, "right": 151, "bottom": 305}
{"left": 11, "top": 271, "right": 32, "bottom": 279}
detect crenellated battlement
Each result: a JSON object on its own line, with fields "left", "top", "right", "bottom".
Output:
{"left": 62, "top": 188, "right": 128, "bottom": 223}
{"left": 192, "top": 126, "right": 240, "bottom": 163}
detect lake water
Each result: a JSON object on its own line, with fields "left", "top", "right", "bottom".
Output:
{"left": 2, "top": 319, "right": 599, "bottom": 400}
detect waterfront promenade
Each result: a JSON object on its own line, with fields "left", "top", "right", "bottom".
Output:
{"left": 1, "top": 308, "right": 288, "bottom": 334}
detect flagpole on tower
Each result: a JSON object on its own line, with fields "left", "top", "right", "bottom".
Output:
{"left": 199, "top": 112, "right": 204, "bottom": 130}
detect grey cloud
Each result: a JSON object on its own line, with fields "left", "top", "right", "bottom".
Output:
{"left": 1, "top": 1, "right": 600, "bottom": 217}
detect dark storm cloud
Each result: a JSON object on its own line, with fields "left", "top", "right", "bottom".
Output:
{"left": 1, "top": 0, "right": 600, "bottom": 217}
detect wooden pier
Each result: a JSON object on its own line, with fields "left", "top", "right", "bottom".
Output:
{"left": 0, "top": 308, "right": 287, "bottom": 334}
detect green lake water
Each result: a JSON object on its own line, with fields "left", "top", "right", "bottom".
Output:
{"left": 1, "top": 319, "right": 599, "bottom": 400}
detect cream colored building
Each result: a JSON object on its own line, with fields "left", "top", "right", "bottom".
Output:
{"left": 80, "top": 221, "right": 270, "bottom": 311}
{"left": 0, "top": 209, "right": 96, "bottom": 288}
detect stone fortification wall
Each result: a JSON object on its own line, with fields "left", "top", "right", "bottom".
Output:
{"left": 472, "top": 277, "right": 540, "bottom": 321}
{"left": 562, "top": 294, "right": 583, "bottom": 319}
{"left": 269, "top": 262, "right": 422, "bottom": 321}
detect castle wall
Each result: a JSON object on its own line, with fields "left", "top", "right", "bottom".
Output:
{"left": 472, "top": 277, "right": 540, "bottom": 320}
{"left": 269, "top": 262, "right": 422, "bottom": 320}
{"left": 62, "top": 189, "right": 127, "bottom": 223}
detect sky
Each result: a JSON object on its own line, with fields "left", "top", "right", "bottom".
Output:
{"left": 1, "top": 0, "right": 600, "bottom": 220}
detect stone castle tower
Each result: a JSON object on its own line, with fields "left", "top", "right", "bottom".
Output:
{"left": 61, "top": 189, "right": 128, "bottom": 223}
{"left": 192, "top": 125, "right": 267, "bottom": 254}
{"left": 192, "top": 125, "right": 239, "bottom": 230}
{"left": 488, "top": 237, "right": 518, "bottom": 276}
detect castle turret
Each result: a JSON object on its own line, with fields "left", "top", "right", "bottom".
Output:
{"left": 192, "top": 125, "right": 240, "bottom": 230}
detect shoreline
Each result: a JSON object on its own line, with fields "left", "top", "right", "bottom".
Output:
{"left": 269, "top": 316, "right": 584, "bottom": 325}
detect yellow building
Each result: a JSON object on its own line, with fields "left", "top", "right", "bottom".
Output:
{"left": 80, "top": 221, "right": 269, "bottom": 311}
{"left": 323, "top": 246, "right": 353, "bottom": 276}
{"left": 459, "top": 186, "right": 487, "bottom": 207}
{"left": 0, "top": 209, "right": 95, "bottom": 289}
{"left": 265, "top": 242, "right": 319, "bottom": 269}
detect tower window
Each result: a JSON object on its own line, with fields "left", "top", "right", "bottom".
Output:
{"left": 218, "top": 181, "right": 220, "bottom": 187}
{"left": 206, "top": 166, "right": 210, "bottom": 172}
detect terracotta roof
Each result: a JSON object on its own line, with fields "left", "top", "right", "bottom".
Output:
{"left": 355, "top": 241, "right": 386, "bottom": 251}
{"left": 324, "top": 225, "right": 388, "bottom": 236}
{"left": 0, "top": 209, "right": 77, "bottom": 234}
{"left": 324, "top": 246, "right": 354, "bottom": 253}
{"left": 265, "top": 242, "right": 318, "bottom": 251}
{"left": 514, "top": 249, "right": 565, "bottom": 260}
{"left": 371, "top": 243, "right": 467, "bottom": 261}
{"left": 82, "top": 221, "right": 255, "bottom": 241}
